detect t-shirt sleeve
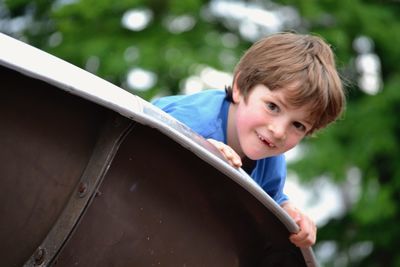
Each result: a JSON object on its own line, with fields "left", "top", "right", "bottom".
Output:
{"left": 252, "top": 155, "right": 288, "bottom": 205}
{"left": 152, "top": 91, "right": 225, "bottom": 140}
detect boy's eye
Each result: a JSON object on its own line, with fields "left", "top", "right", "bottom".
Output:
{"left": 266, "top": 102, "right": 279, "bottom": 112}
{"left": 293, "top": 121, "right": 306, "bottom": 132}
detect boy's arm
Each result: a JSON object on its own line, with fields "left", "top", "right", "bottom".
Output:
{"left": 207, "top": 139, "right": 242, "bottom": 168}
{"left": 281, "top": 201, "right": 317, "bottom": 248}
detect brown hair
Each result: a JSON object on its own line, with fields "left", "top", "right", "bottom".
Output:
{"left": 226, "top": 32, "right": 346, "bottom": 134}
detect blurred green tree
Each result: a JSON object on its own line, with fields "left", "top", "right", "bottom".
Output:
{"left": 2, "top": 0, "right": 248, "bottom": 99}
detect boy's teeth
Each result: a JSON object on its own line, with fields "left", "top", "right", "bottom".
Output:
{"left": 258, "top": 133, "right": 274, "bottom": 148}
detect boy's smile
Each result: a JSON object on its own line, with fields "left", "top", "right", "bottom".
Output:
{"left": 227, "top": 83, "right": 312, "bottom": 160}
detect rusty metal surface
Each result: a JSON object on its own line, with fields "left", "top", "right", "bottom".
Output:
{"left": 0, "top": 33, "right": 318, "bottom": 266}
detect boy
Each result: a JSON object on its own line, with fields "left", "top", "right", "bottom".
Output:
{"left": 153, "top": 32, "right": 346, "bottom": 248}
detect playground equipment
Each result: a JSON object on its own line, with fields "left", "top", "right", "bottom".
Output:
{"left": 0, "top": 33, "right": 318, "bottom": 267}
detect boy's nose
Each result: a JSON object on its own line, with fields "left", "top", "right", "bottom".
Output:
{"left": 268, "top": 122, "right": 287, "bottom": 141}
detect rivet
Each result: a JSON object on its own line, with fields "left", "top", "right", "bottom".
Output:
{"left": 34, "top": 247, "right": 45, "bottom": 265}
{"left": 78, "top": 182, "right": 88, "bottom": 198}
{"left": 95, "top": 190, "right": 102, "bottom": 197}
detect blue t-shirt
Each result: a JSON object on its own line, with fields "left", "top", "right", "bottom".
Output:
{"left": 153, "top": 89, "right": 288, "bottom": 204}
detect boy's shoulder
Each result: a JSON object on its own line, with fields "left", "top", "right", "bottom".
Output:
{"left": 152, "top": 89, "right": 227, "bottom": 138}
{"left": 153, "top": 89, "right": 225, "bottom": 109}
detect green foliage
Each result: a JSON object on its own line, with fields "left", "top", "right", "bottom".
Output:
{"left": 3, "top": 0, "right": 238, "bottom": 100}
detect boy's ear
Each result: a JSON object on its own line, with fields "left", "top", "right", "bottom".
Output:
{"left": 232, "top": 74, "right": 242, "bottom": 104}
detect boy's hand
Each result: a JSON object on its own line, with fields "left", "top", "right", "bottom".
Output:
{"left": 207, "top": 139, "right": 242, "bottom": 168}
{"left": 281, "top": 202, "right": 317, "bottom": 248}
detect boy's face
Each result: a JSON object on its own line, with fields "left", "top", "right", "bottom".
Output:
{"left": 228, "top": 83, "right": 312, "bottom": 160}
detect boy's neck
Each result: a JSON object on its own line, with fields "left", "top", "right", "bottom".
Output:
{"left": 242, "top": 156, "right": 256, "bottom": 174}
{"left": 227, "top": 102, "right": 244, "bottom": 158}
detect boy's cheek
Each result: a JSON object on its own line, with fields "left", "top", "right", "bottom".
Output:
{"left": 285, "top": 138, "right": 302, "bottom": 152}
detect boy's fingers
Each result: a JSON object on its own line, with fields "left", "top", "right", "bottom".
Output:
{"left": 290, "top": 231, "right": 315, "bottom": 248}
{"left": 222, "top": 147, "right": 241, "bottom": 167}
{"left": 207, "top": 139, "right": 242, "bottom": 167}
{"left": 289, "top": 218, "right": 317, "bottom": 247}
{"left": 282, "top": 205, "right": 317, "bottom": 248}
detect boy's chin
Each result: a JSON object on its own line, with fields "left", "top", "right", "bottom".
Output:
{"left": 245, "top": 151, "right": 280, "bottom": 160}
